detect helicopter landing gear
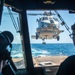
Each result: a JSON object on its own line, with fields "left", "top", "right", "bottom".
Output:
{"left": 36, "top": 33, "right": 39, "bottom": 39}
{"left": 57, "top": 36, "right": 60, "bottom": 41}
{"left": 42, "top": 41, "right": 46, "bottom": 44}
{"left": 42, "top": 38, "right": 46, "bottom": 44}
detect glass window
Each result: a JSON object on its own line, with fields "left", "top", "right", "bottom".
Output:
{"left": 27, "top": 10, "right": 75, "bottom": 70}
{"left": 50, "top": 19, "right": 54, "bottom": 23}
{"left": 44, "top": 17, "right": 48, "bottom": 20}
{"left": 1, "top": 6, "right": 24, "bottom": 69}
{"left": 2, "top": 7, "right": 75, "bottom": 74}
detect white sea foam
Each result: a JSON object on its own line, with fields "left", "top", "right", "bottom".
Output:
{"left": 11, "top": 53, "right": 23, "bottom": 58}
{"left": 11, "top": 43, "right": 75, "bottom": 58}
{"left": 32, "top": 48, "right": 49, "bottom": 53}
{"left": 32, "top": 48, "right": 50, "bottom": 57}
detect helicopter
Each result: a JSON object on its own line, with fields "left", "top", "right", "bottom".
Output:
{"left": 28, "top": 11, "right": 64, "bottom": 42}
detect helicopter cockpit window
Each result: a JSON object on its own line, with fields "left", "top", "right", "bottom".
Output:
{"left": 53, "top": 18, "right": 59, "bottom": 21}
{"left": 50, "top": 19, "right": 54, "bottom": 23}
{"left": 43, "top": 17, "right": 48, "bottom": 20}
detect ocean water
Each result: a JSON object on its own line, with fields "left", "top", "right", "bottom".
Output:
{"left": 11, "top": 43, "right": 75, "bottom": 58}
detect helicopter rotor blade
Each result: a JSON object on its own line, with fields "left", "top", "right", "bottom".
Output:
{"left": 43, "top": 11, "right": 56, "bottom": 16}
{"left": 28, "top": 11, "right": 56, "bottom": 16}
{"left": 28, "top": 13, "right": 55, "bottom": 16}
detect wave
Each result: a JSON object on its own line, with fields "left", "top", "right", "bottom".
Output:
{"left": 11, "top": 43, "right": 75, "bottom": 58}
{"left": 32, "top": 48, "right": 50, "bottom": 57}
{"left": 11, "top": 53, "right": 23, "bottom": 58}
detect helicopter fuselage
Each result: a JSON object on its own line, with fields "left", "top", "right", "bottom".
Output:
{"left": 36, "top": 16, "right": 63, "bottom": 40}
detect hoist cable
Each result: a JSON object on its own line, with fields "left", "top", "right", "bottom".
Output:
{"left": 55, "top": 10, "right": 72, "bottom": 35}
